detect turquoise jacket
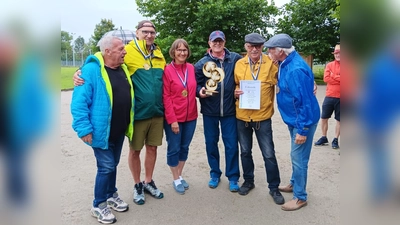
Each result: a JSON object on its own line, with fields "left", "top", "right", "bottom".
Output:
{"left": 71, "top": 52, "right": 135, "bottom": 149}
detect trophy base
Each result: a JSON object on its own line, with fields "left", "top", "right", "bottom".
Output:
{"left": 205, "top": 90, "right": 218, "bottom": 96}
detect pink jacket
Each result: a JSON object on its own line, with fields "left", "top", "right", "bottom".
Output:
{"left": 163, "top": 62, "right": 198, "bottom": 124}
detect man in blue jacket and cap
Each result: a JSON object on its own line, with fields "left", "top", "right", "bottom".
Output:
{"left": 265, "top": 34, "right": 320, "bottom": 211}
{"left": 194, "top": 30, "right": 242, "bottom": 192}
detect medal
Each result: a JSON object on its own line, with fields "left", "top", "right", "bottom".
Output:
{"left": 248, "top": 56, "right": 262, "bottom": 80}
{"left": 171, "top": 62, "right": 189, "bottom": 98}
{"left": 133, "top": 38, "right": 152, "bottom": 71}
{"left": 182, "top": 89, "right": 188, "bottom": 97}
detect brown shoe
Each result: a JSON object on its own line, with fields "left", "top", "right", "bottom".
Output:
{"left": 278, "top": 184, "right": 293, "bottom": 193}
{"left": 281, "top": 199, "right": 308, "bottom": 211}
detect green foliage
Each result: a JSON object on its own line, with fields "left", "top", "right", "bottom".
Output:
{"left": 90, "top": 19, "right": 116, "bottom": 53}
{"left": 154, "top": 35, "right": 177, "bottom": 63}
{"left": 61, "top": 67, "right": 79, "bottom": 90}
{"left": 136, "top": 0, "right": 278, "bottom": 63}
{"left": 275, "top": 0, "right": 340, "bottom": 63}
{"left": 61, "top": 31, "right": 73, "bottom": 59}
{"left": 313, "top": 64, "right": 325, "bottom": 84}
{"left": 74, "top": 36, "right": 85, "bottom": 53}
{"left": 333, "top": 0, "right": 340, "bottom": 20}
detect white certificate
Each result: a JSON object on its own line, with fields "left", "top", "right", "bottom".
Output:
{"left": 239, "top": 80, "right": 261, "bottom": 110}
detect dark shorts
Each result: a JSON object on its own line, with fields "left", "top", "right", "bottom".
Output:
{"left": 321, "top": 97, "right": 340, "bottom": 121}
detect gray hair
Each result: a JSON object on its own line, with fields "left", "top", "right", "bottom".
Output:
{"left": 276, "top": 46, "right": 295, "bottom": 56}
{"left": 98, "top": 36, "right": 122, "bottom": 55}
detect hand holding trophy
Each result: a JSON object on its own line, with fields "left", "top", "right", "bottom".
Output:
{"left": 202, "top": 61, "right": 225, "bottom": 95}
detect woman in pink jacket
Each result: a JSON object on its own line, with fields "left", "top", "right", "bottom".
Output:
{"left": 163, "top": 39, "right": 198, "bottom": 194}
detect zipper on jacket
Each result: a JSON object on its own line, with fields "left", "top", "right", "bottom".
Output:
{"left": 103, "top": 71, "right": 112, "bottom": 149}
{"left": 152, "top": 69, "right": 156, "bottom": 117}
{"left": 219, "top": 59, "right": 224, "bottom": 117}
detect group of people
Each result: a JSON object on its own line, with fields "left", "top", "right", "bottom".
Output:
{"left": 70, "top": 19, "right": 339, "bottom": 224}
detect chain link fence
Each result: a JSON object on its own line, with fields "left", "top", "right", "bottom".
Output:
{"left": 61, "top": 49, "right": 94, "bottom": 67}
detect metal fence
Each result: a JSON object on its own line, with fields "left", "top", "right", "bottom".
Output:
{"left": 61, "top": 49, "right": 93, "bottom": 67}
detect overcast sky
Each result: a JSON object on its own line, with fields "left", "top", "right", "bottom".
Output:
{"left": 61, "top": 0, "right": 290, "bottom": 41}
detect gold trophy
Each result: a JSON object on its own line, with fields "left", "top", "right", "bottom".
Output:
{"left": 202, "top": 61, "right": 225, "bottom": 95}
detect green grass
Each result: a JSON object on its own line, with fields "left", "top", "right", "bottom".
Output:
{"left": 61, "top": 67, "right": 79, "bottom": 90}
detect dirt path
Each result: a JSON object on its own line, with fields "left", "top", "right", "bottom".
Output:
{"left": 61, "top": 85, "right": 339, "bottom": 224}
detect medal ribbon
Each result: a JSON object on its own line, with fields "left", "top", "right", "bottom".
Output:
{"left": 134, "top": 38, "right": 153, "bottom": 59}
{"left": 171, "top": 61, "right": 188, "bottom": 88}
{"left": 248, "top": 55, "right": 262, "bottom": 80}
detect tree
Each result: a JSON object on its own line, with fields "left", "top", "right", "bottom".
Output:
{"left": 90, "top": 19, "right": 116, "bottom": 53}
{"left": 136, "top": 0, "right": 278, "bottom": 63}
{"left": 333, "top": 0, "right": 340, "bottom": 20}
{"left": 74, "top": 36, "right": 85, "bottom": 54}
{"left": 275, "top": 0, "right": 340, "bottom": 63}
{"left": 61, "top": 31, "right": 73, "bottom": 60}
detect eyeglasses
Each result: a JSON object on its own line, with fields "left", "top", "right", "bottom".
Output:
{"left": 141, "top": 30, "right": 156, "bottom": 36}
{"left": 176, "top": 49, "right": 188, "bottom": 53}
{"left": 247, "top": 44, "right": 263, "bottom": 50}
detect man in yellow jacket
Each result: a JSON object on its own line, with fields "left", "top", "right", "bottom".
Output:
{"left": 123, "top": 20, "right": 166, "bottom": 205}
{"left": 234, "top": 33, "right": 284, "bottom": 205}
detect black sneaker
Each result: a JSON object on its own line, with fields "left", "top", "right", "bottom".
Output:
{"left": 332, "top": 138, "right": 339, "bottom": 149}
{"left": 133, "top": 182, "right": 145, "bottom": 205}
{"left": 238, "top": 181, "right": 255, "bottom": 196}
{"left": 314, "top": 136, "right": 329, "bottom": 146}
{"left": 269, "top": 189, "right": 285, "bottom": 205}
{"left": 143, "top": 180, "right": 164, "bottom": 199}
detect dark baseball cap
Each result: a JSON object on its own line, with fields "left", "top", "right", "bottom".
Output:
{"left": 209, "top": 30, "right": 225, "bottom": 41}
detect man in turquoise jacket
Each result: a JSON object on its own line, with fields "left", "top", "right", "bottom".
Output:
{"left": 71, "top": 36, "right": 134, "bottom": 224}
{"left": 73, "top": 21, "right": 166, "bottom": 205}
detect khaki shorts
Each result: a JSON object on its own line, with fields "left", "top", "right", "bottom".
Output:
{"left": 130, "top": 116, "right": 164, "bottom": 151}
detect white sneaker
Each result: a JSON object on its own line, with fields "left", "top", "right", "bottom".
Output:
{"left": 107, "top": 192, "right": 129, "bottom": 212}
{"left": 91, "top": 202, "right": 116, "bottom": 224}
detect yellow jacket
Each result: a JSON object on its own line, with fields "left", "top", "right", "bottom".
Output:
{"left": 234, "top": 53, "right": 278, "bottom": 122}
{"left": 124, "top": 39, "right": 166, "bottom": 120}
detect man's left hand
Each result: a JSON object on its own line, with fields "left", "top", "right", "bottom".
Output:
{"left": 295, "top": 133, "right": 307, "bottom": 145}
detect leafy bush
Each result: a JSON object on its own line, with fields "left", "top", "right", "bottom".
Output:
{"left": 313, "top": 64, "right": 325, "bottom": 85}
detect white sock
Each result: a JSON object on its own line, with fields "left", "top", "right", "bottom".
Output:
{"left": 179, "top": 176, "right": 183, "bottom": 181}
{"left": 174, "top": 179, "right": 181, "bottom": 186}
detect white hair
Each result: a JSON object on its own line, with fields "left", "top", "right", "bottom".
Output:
{"left": 98, "top": 36, "right": 122, "bottom": 55}
{"left": 276, "top": 46, "right": 295, "bottom": 56}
